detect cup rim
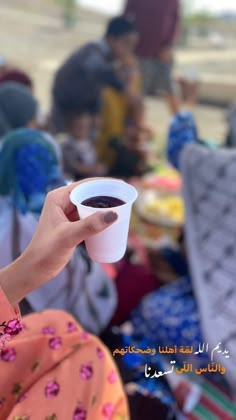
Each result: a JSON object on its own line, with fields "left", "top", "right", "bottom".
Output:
{"left": 70, "top": 179, "right": 138, "bottom": 210}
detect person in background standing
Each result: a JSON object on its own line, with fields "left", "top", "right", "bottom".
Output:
{"left": 125, "top": 0, "right": 181, "bottom": 115}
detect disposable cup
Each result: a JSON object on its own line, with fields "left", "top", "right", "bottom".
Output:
{"left": 70, "top": 179, "right": 138, "bottom": 263}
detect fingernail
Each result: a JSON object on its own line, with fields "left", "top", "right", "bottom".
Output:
{"left": 103, "top": 211, "right": 118, "bottom": 224}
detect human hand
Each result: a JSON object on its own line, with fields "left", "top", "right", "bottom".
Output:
{"left": 0, "top": 179, "right": 118, "bottom": 306}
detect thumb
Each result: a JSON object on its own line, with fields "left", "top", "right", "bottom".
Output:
{"left": 66, "top": 210, "right": 118, "bottom": 247}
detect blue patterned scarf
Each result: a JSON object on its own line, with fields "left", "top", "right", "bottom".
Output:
{"left": 0, "top": 128, "right": 64, "bottom": 214}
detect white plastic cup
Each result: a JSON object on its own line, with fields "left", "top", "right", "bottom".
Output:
{"left": 70, "top": 179, "right": 138, "bottom": 263}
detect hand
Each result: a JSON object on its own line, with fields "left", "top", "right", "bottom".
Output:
{"left": 159, "top": 48, "right": 173, "bottom": 63}
{"left": 0, "top": 179, "right": 118, "bottom": 306}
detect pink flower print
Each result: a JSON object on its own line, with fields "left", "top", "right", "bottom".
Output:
{"left": 80, "top": 331, "right": 89, "bottom": 340}
{"left": 4, "top": 319, "right": 22, "bottom": 336}
{"left": 80, "top": 364, "right": 93, "bottom": 380}
{"left": 73, "top": 404, "right": 87, "bottom": 420}
{"left": 67, "top": 322, "right": 78, "bottom": 333}
{"left": 0, "top": 333, "right": 11, "bottom": 347}
{"left": 96, "top": 347, "right": 105, "bottom": 360}
{"left": 42, "top": 326, "right": 56, "bottom": 335}
{"left": 1, "top": 347, "right": 16, "bottom": 362}
{"left": 45, "top": 381, "right": 60, "bottom": 398}
{"left": 107, "top": 370, "right": 118, "bottom": 384}
{"left": 48, "top": 336, "right": 62, "bottom": 350}
{"left": 102, "top": 403, "right": 115, "bottom": 418}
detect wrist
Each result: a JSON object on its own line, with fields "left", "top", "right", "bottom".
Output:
{"left": 0, "top": 249, "right": 39, "bottom": 307}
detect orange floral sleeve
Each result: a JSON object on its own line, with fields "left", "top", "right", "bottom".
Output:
{"left": 0, "top": 288, "right": 22, "bottom": 348}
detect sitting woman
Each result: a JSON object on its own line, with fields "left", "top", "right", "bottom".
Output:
{"left": 0, "top": 180, "right": 128, "bottom": 419}
{"left": 0, "top": 128, "right": 117, "bottom": 335}
{"left": 114, "top": 113, "right": 236, "bottom": 416}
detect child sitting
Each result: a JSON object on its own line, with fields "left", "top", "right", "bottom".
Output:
{"left": 62, "top": 111, "right": 107, "bottom": 180}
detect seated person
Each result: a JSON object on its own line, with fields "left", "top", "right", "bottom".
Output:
{"left": 62, "top": 111, "right": 107, "bottom": 180}
{"left": 113, "top": 115, "right": 236, "bottom": 416}
{"left": 0, "top": 128, "right": 117, "bottom": 335}
{"left": 0, "top": 180, "right": 128, "bottom": 419}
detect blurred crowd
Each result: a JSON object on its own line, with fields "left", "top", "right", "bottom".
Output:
{"left": 0, "top": 0, "right": 236, "bottom": 419}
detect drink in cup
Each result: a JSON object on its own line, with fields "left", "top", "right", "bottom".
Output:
{"left": 70, "top": 179, "right": 138, "bottom": 263}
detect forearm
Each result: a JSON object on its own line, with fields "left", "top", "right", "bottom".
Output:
{"left": 0, "top": 250, "right": 38, "bottom": 307}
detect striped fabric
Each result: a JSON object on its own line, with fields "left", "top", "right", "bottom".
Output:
{"left": 187, "top": 378, "right": 236, "bottom": 420}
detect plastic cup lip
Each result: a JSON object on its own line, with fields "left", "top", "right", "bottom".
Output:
{"left": 70, "top": 179, "right": 138, "bottom": 211}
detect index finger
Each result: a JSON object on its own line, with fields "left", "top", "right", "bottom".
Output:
{"left": 48, "top": 178, "right": 103, "bottom": 213}
{"left": 48, "top": 177, "right": 117, "bottom": 214}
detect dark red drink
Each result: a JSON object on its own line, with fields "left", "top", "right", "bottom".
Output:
{"left": 81, "top": 196, "right": 125, "bottom": 208}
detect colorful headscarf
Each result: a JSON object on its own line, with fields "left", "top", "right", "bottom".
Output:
{"left": 0, "top": 128, "right": 64, "bottom": 214}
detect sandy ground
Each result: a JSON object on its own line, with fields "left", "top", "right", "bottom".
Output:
{"left": 0, "top": 4, "right": 229, "bottom": 145}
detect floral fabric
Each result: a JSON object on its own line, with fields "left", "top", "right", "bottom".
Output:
{"left": 0, "top": 288, "right": 129, "bottom": 420}
{"left": 0, "top": 288, "right": 22, "bottom": 348}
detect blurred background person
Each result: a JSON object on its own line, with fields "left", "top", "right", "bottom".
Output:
{"left": 0, "top": 128, "right": 117, "bottom": 335}
{"left": 124, "top": 0, "right": 181, "bottom": 115}
{"left": 51, "top": 15, "right": 139, "bottom": 133}
{"left": 62, "top": 111, "right": 107, "bottom": 180}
